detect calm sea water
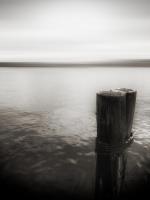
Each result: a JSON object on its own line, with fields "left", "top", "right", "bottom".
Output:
{"left": 0, "top": 66, "right": 150, "bottom": 199}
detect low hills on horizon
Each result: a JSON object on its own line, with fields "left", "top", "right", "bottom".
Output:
{"left": 0, "top": 59, "right": 150, "bottom": 67}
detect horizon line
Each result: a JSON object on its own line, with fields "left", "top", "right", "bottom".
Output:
{"left": 0, "top": 59, "right": 150, "bottom": 67}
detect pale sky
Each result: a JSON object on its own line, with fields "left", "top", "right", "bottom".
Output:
{"left": 0, "top": 0, "right": 150, "bottom": 62}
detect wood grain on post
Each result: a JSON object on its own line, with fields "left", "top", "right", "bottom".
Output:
{"left": 97, "top": 90, "right": 127, "bottom": 145}
{"left": 95, "top": 88, "right": 136, "bottom": 199}
{"left": 116, "top": 88, "right": 136, "bottom": 139}
{"left": 96, "top": 89, "right": 136, "bottom": 146}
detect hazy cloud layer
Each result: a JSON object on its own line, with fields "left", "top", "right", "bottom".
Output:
{"left": 0, "top": 0, "right": 150, "bottom": 62}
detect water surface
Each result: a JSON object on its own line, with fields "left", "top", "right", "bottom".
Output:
{"left": 0, "top": 66, "right": 150, "bottom": 199}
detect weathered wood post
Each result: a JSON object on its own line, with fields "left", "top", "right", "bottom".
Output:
{"left": 116, "top": 88, "right": 136, "bottom": 139}
{"left": 95, "top": 89, "right": 136, "bottom": 199}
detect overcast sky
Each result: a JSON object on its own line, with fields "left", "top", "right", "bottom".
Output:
{"left": 0, "top": 0, "right": 150, "bottom": 62}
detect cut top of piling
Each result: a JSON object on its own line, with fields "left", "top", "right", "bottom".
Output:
{"left": 97, "top": 90, "right": 125, "bottom": 97}
{"left": 116, "top": 88, "right": 136, "bottom": 93}
{"left": 97, "top": 88, "right": 136, "bottom": 97}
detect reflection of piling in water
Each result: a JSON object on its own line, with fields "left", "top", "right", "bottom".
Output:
{"left": 95, "top": 89, "right": 136, "bottom": 199}
{"left": 95, "top": 151, "right": 127, "bottom": 199}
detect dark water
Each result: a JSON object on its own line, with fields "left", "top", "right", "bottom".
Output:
{"left": 0, "top": 67, "right": 150, "bottom": 199}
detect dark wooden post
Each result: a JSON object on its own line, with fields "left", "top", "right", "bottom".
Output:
{"left": 95, "top": 89, "right": 136, "bottom": 199}
{"left": 96, "top": 89, "right": 136, "bottom": 146}
{"left": 96, "top": 90, "right": 127, "bottom": 145}
{"left": 116, "top": 88, "right": 136, "bottom": 139}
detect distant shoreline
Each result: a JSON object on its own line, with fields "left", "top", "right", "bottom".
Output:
{"left": 0, "top": 59, "right": 150, "bottom": 67}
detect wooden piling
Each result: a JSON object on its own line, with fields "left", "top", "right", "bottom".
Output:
{"left": 96, "top": 90, "right": 126, "bottom": 145}
{"left": 116, "top": 88, "right": 136, "bottom": 139}
{"left": 95, "top": 88, "right": 136, "bottom": 199}
{"left": 96, "top": 89, "right": 136, "bottom": 146}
